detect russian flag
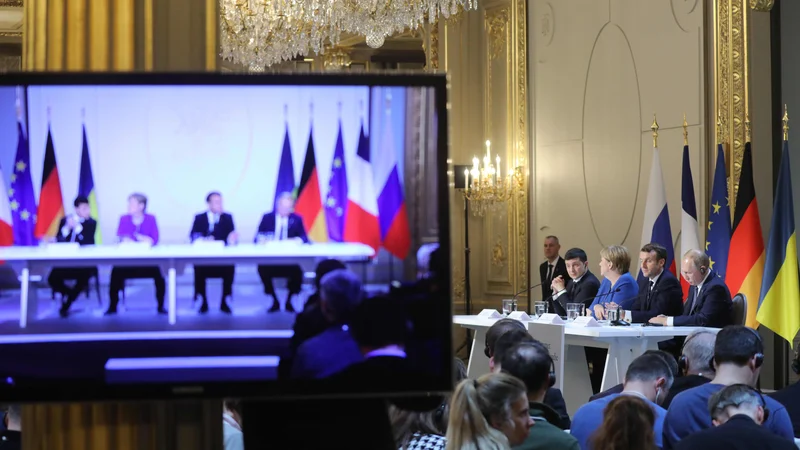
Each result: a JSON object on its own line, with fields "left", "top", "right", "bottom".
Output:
{"left": 680, "top": 144, "right": 700, "bottom": 298}
{"left": 343, "top": 120, "right": 380, "bottom": 252}
{"left": 640, "top": 146, "right": 676, "bottom": 280}
{"left": 375, "top": 93, "right": 410, "bottom": 260}
{"left": 0, "top": 164, "right": 14, "bottom": 248}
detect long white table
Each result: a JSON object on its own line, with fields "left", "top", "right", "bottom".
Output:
{"left": 454, "top": 315, "right": 704, "bottom": 414}
{"left": 0, "top": 242, "right": 375, "bottom": 327}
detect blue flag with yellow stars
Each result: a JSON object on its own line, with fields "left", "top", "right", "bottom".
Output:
{"left": 707, "top": 143, "right": 731, "bottom": 279}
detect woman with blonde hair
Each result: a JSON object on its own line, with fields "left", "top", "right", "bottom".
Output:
{"left": 588, "top": 245, "right": 638, "bottom": 319}
{"left": 445, "top": 372, "right": 533, "bottom": 450}
{"left": 589, "top": 395, "right": 657, "bottom": 450}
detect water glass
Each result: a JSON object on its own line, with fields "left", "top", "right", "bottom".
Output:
{"left": 534, "top": 301, "right": 547, "bottom": 318}
{"left": 502, "top": 299, "right": 517, "bottom": 316}
{"left": 257, "top": 232, "right": 274, "bottom": 244}
{"left": 566, "top": 303, "right": 583, "bottom": 321}
{"left": 607, "top": 308, "right": 618, "bottom": 322}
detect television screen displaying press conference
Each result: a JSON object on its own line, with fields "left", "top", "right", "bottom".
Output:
{"left": 0, "top": 74, "right": 451, "bottom": 401}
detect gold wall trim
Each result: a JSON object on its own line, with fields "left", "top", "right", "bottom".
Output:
{"left": 514, "top": 0, "right": 528, "bottom": 292}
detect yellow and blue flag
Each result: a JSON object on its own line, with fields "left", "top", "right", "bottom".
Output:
{"left": 78, "top": 125, "right": 101, "bottom": 244}
{"left": 756, "top": 140, "right": 800, "bottom": 346}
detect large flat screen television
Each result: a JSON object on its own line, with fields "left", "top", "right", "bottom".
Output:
{"left": 0, "top": 73, "right": 451, "bottom": 402}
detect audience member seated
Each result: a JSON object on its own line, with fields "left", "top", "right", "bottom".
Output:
{"left": 769, "top": 352, "right": 800, "bottom": 438}
{"left": 0, "top": 404, "right": 20, "bottom": 450}
{"left": 222, "top": 399, "right": 243, "bottom": 450}
{"left": 106, "top": 193, "right": 166, "bottom": 315}
{"left": 489, "top": 325, "right": 571, "bottom": 429}
{"left": 588, "top": 396, "right": 658, "bottom": 450}
{"left": 663, "top": 326, "right": 794, "bottom": 449}
{"left": 589, "top": 350, "right": 679, "bottom": 403}
{"left": 278, "top": 259, "right": 347, "bottom": 379}
{"left": 648, "top": 250, "right": 732, "bottom": 328}
{"left": 571, "top": 353, "right": 673, "bottom": 450}
{"left": 675, "top": 384, "right": 797, "bottom": 450}
{"left": 290, "top": 269, "right": 363, "bottom": 379}
{"left": 47, "top": 195, "right": 97, "bottom": 317}
{"left": 499, "top": 342, "right": 580, "bottom": 450}
{"left": 549, "top": 247, "right": 601, "bottom": 315}
{"left": 445, "top": 373, "right": 534, "bottom": 449}
{"left": 389, "top": 404, "right": 447, "bottom": 450}
{"left": 662, "top": 328, "right": 717, "bottom": 408}
{"left": 621, "top": 243, "right": 684, "bottom": 323}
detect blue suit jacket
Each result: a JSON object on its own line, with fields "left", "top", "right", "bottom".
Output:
{"left": 588, "top": 273, "right": 639, "bottom": 318}
{"left": 673, "top": 270, "right": 732, "bottom": 327}
{"left": 255, "top": 212, "right": 309, "bottom": 243}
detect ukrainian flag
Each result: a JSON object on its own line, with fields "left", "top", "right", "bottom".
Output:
{"left": 78, "top": 124, "right": 101, "bottom": 244}
{"left": 756, "top": 139, "right": 800, "bottom": 346}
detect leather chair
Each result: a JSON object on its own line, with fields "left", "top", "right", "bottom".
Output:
{"left": 731, "top": 293, "right": 747, "bottom": 326}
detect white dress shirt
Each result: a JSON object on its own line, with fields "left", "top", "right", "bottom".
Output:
{"left": 275, "top": 215, "right": 289, "bottom": 240}
{"left": 207, "top": 211, "right": 220, "bottom": 234}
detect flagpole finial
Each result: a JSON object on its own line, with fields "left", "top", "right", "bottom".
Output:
{"left": 745, "top": 112, "right": 751, "bottom": 142}
{"left": 47, "top": 106, "right": 51, "bottom": 122}
{"left": 783, "top": 104, "right": 789, "bottom": 141}
{"left": 15, "top": 98, "right": 20, "bottom": 120}
{"left": 651, "top": 114, "right": 659, "bottom": 148}
{"left": 337, "top": 101, "right": 342, "bottom": 117}
{"left": 81, "top": 107, "right": 86, "bottom": 122}
{"left": 283, "top": 104, "right": 288, "bottom": 121}
{"left": 683, "top": 113, "right": 688, "bottom": 146}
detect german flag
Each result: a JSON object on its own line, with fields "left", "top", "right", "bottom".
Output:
{"left": 725, "top": 143, "right": 765, "bottom": 328}
{"left": 34, "top": 127, "right": 65, "bottom": 240}
{"left": 295, "top": 128, "right": 327, "bottom": 242}
{"left": 757, "top": 140, "right": 800, "bottom": 345}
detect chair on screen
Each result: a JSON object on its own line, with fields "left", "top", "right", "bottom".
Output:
{"left": 731, "top": 293, "right": 747, "bottom": 326}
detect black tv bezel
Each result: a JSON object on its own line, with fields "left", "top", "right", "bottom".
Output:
{"left": 0, "top": 72, "right": 452, "bottom": 403}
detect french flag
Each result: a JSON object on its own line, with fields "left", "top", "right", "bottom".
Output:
{"left": 343, "top": 120, "right": 381, "bottom": 252}
{"left": 375, "top": 94, "right": 411, "bottom": 260}
{"left": 0, "top": 164, "right": 14, "bottom": 248}
{"left": 640, "top": 146, "right": 677, "bottom": 280}
{"left": 680, "top": 144, "right": 700, "bottom": 297}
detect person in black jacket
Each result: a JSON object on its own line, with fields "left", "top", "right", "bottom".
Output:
{"left": 47, "top": 196, "right": 97, "bottom": 318}
{"left": 539, "top": 236, "right": 569, "bottom": 301}
{"left": 254, "top": 192, "right": 309, "bottom": 313}
{"left": 190, "top": 192, "right": 238, "bottom": 313}
{"left": 675, "top": 384, "right": 797, "bottom": 450}
{"left": 623, "top": 243, "right": 684, "bottom": 323}
{"left": 550, "top": 248, "right": 601, "bottom": 315}
{"left": 769, "top": 352, "right": 800, "bottom": 438}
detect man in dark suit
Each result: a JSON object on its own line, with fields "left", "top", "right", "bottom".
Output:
{"left": 255, "top": 192, "right": 309, "bottom": 313}
{"left": 621, "top": 243, "right": 684, "bottom": 323}
{"left": 190, "top": 192, "right": 238, "bottom": 314}
{"left": 539, "top": 235, "right": 569, "bottom": 301}
{"left": 675, "top": 384, "right": 797, "bottom": 450}
{"left": 649, "top": 250, "right": 732, "bottom": 328}
{"left": 47, "top": 196, "right": 97, "bottom": 318}
{"left": 550, "top": 247, "right": 601, "bottom": 315}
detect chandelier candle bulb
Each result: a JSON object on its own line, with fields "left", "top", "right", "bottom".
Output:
{"left": 495, "top": 155, "right": 500, "bottom": 181}
{"left": 464, "top": 169, "right": 470, "bottom": 193}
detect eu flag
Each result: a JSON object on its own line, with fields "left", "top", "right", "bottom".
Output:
{"left": 706, "top": 143, "right": 731, "bottom": 279}
{"left": 325, "top": 120, "right": 348, "bottom": 242}
{"left": 274, "top": 124, "right": 295, "bottom": 210}
{"left": 9, "top": 121, "right": 37, "bottom": 246}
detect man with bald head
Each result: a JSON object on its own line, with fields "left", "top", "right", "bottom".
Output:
{"left": 649, "top": 249, "right": 732, "bottom": 328}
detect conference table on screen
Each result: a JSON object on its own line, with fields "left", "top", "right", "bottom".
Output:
{"left": 454, "top": 314, "right": 706, "bottom": 415}
{"left": 0, "top": 241, "right": 375, "bottom": 328}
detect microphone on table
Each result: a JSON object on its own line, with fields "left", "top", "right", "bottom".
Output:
{"left": 607, "top": 289, "right": 657, "bottom": 325}
{"left": 586, "top": 288, "right": 623, "bottom": 318}
{"left": 512, "top": 282, "right": 543, "bottom": 302}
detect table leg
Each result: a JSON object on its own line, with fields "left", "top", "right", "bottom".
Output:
{"left": 563, "top": 344, "right": 595, "bottom": 416}
{"left": 601, "top": 338, "right": 648, "bottom": 391}
{"left": 168, "top": 264, "right": 177, "bottom": 325}
{"left": 19, "top": 267, "right": 29, "bottom": 328}
{"left": 466, "top": 327, "right": 490, "bottom": 378}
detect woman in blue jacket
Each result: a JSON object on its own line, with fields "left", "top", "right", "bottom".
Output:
{"left": 588, "top": 245, "right": 638, "bottom": 319}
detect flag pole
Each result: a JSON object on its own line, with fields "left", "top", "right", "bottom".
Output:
{"left": 683, "top": 112, "right": 688, "bottom": 146}
{"left": 651, "top": 114, "right": 659, "bottom": 148}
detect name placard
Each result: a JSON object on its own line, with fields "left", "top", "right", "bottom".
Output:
{"left": 192, "top": 240, "right": 225, "bottom": 249}
{"left": 118, "top": 242, "right": 153, "bottom": 250}
{"left": 571, "top": 316, "right": 601, "bottom": 327}
{"left": 45, "top": 242, "right": 80, "bottom": 252}
{"left": 534, "top": 313, "right": 565, "bottom": 324}
{"left": 507, "top": 311, "right": 531, "bottom": 321}
{"left": 528, "top": 322, "right": 566, "bottom": 390}
{"left": 477, "top": 309, "right": 503, "bottom": 319}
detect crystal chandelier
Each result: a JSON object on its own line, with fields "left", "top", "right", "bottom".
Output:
{"left": 220, "top": 0, "right": 479, "bottom": 68}
{"left": 459, "top": 140, "right": 526, "bottom": 216}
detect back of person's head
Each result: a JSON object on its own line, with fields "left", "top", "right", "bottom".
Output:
{"left": 708, "top": 383, "right": 769, "bottom": 426}
{"left": 389, "top": 404, "right": 443, "bottom": 449}
{"left": 349, "top": 295, "right": 407, "bottom": 351}
{"left": 643, "top": 349, "right": 679, "bottom": 379}
{"left": 589, "top": 395, "right": 657, "bottom": 450}
{"left": 319, "top": 269, "right": 363, "bottom": 324}
{"left": 416, "top": 243, "right": 440, "bottom": 279}
{"left": 445, "top": 373, "right": 527, "bottom": 450}
{"left": 314, "top": 259, "right": 346, "bottom": 290}
{"left": 485, "top": 319, "right": 526, "bottom": 358}
{"left": 492, "top": 329, "right": 534, "bottom": 369}
{"left": 624, "top": 353, "right": 674, "bottom": 403}
{"left": 682, "top": 329, "right": 718, "bottom": 375}
{"left": 500, "top": 342, "right": 553, "bottom": 395}
{"left": 223, "top": 398, "right": 242, "bottom": 428}
{"left": 714, "top": 326, "right": 764, "bottom": 368}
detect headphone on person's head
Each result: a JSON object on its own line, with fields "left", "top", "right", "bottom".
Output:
{"left": 746, "top": 327, "right": 765, "bottom": 368}
{"left": 699, "top": 266, "right": 707, "bottom": 275}
{"left": 723, "top": 384, "right": 770, "bottom": 422}
{"left": 434, "top": 400, "right": 448, "bottom": 430}
{"left": 678, "top": 330, "right": 715, "bottom": 375}
{"left": 484, "top": 319, "right": 526, "bottom": 358}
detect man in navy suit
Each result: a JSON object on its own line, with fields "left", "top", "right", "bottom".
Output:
{"left": 190, "top": 192, "right": 238, "bottom": 314}
{"left": 649, "top": 249, "right": 733, "bottom": 328}
{"left": 622, "top": 243, "right": 684, "bottom": 323}
{"left": 48, "top": 196, "right": 97, "bottom": 318}
{"left": 550, "top": 247, "right": 601, "bottom": 314}
{"left": 255, "top": 192, "right": 309, "bottom": 313}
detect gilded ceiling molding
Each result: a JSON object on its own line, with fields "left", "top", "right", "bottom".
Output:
{"left": 0, "top": 0, "right": 23, "bottom": 6}
{"left": 749, "top": 0, "right": 774, "bottom": 12}
{"left": 715, "top": 0, "right": 748, "bottom": 206}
